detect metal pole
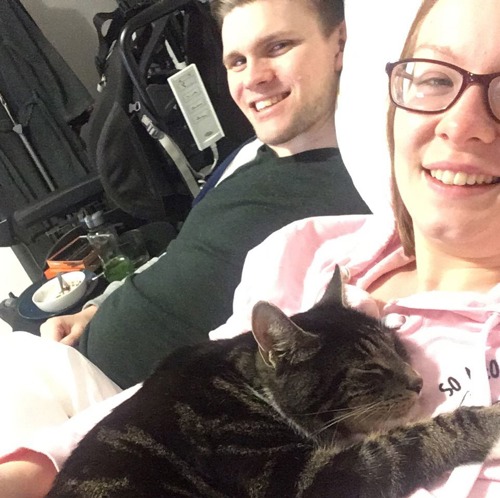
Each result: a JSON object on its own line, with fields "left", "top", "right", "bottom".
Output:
{"left": 0, "top": 91, "right": 56, "bottom": 192}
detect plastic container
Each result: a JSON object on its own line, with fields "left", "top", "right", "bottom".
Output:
{"left": 83, "top": 212, "right": 135, "bottom": 283}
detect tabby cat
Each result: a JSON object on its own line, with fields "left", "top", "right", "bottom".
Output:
{"left": 47, "top": 268, "right": 500, "bottom": 498}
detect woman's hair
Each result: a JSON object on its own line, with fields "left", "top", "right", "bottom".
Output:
{"left": 387, "top": 0, "right": 439, "bottom": 256}
{"left": 210, "top": 0, "right": 344, "bottom": 36}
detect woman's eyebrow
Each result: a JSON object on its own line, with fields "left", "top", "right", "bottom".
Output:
{"left": 414, "top": 43, "right": 456, "bottom": 59}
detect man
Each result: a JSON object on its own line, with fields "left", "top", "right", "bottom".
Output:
{"left": 41, "top": 0, "right": 368, "bottom": 389}
{"left": 0, "top": 1, "right": 370, "bottom": 494}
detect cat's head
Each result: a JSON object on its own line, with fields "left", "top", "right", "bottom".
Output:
{"left": 251, "top": 266, "right": 422, "bottom": 439}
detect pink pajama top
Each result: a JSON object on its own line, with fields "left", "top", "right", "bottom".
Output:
{"left": 10, "top": 215, "right": 500, "bottom": 496}
{"left": 210, "top": 214, "right": 500, "bottom": 497}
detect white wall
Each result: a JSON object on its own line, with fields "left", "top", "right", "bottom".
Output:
{"left": 0, "top": 0, "right": 116, "bottom": 332}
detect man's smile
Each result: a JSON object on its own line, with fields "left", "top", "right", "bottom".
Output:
{"left": 252, "top": 92, "right": 290, "bottom": 112}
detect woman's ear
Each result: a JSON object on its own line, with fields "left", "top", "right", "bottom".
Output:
{"left": 333, "top": 20, "right": 346, "bottom": 72}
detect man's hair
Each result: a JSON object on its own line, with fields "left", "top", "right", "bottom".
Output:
{"left": 211, "top": 0, "right": 344, "bottom": 35}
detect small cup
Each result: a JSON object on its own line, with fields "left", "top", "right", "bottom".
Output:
{"left": 118, "top": 229, "right": 150, "bottom": 269}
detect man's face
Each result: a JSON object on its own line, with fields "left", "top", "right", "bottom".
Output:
{"left": 222, "top": 0, "right": 344, "bottom": 156}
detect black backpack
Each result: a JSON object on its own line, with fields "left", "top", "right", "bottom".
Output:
{"left": 87, "top": 0, "right": 254, "bottom": 224}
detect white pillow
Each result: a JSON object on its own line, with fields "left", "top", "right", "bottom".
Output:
{"left": 336, "top": 0, "right": 422, "bottom": 215}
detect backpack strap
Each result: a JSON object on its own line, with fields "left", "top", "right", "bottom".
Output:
{"left": 93, "top": 11, "right": 126, "bottom": 81}
{"left": 93, "top": 1, "right": 157, "bottom": 81}
{"left": 140, "top": 114, "right": 201, "bottom": 197}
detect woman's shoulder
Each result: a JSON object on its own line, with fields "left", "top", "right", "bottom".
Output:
{"left": 246, "top": 214, "right": 396, "bottom": 259}
{"left": 240, "top": 213, "right": 398, "bottom": 309}
{"left": 210, "top": 214, "right": 399, "bottom": 340}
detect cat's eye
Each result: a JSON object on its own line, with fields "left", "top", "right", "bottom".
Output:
{"left": 393, "top": 340, "right": 411, "bottom": 360}
{"left": 351, "top": 366, "right": 393, "bottom": 382}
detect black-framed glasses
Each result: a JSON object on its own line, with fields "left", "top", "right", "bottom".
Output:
{"left": 386, "top": 58, "right": 500, "bottom": 122}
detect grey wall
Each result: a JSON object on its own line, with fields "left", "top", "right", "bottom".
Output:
{"left": 20, "top": 0, "right": 117, "bottom": 97}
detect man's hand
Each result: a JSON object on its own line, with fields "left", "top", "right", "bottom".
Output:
{"left": 40, "top": 306, "right": 98, "bottom": 346}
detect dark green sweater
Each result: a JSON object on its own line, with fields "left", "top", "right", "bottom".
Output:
{"left": 78, "top": 146, "right": 370, "bottom": 388}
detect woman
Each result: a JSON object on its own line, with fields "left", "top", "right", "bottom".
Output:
{"left": 212, "top": 0, "right": 500, "bottom": 495}
{"left": 2, "top": 0, "right": 500, "bottom": 495}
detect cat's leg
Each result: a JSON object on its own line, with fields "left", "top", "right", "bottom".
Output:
{"left": 483, "top": 401, "right": 500, "bottom": 461}
{"left": 298, "top": 404, "right": 500, "bottom": 498}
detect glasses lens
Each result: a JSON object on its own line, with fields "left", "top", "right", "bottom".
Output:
{"left": 488, "top": 77, "right": 500, "bottom": 121}
{"left": 390, "top": 61, "right": 462, "bottom": 112}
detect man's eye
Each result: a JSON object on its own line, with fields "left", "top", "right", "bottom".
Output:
{"left": 227, "top": 57, "right": 246, "bottom": 71}
{"left": 269, "top": 41, "right": 292, "bottom": 56}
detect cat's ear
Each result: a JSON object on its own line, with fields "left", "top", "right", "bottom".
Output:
{"left": 315, "top": 264, "right": 346, "bottom": 308}
{"left": 251, "top": 301, "right": 320, "bottom": 368}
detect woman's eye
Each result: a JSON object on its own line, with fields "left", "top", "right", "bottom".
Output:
{"left": 414, "top": 73, "right": 454, "bottom": 91}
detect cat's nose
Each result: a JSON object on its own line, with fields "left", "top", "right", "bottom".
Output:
{"left": 408, "top": 376, "right": 423, "bottom": 394}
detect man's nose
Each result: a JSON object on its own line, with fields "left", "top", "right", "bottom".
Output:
{"left": 243, "top": 58, "right": 274, "bottom": 89}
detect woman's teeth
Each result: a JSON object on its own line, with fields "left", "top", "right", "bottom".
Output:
{"left": 430, "top": 169, "right": 499, "bottom": 186}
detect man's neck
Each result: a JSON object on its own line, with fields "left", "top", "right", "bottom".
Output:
{"left": 267, "top": 123, "right": 339, "bottom": 158}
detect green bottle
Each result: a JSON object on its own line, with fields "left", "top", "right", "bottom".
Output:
{"left": 84, "top": 212, "right": 135, "bottom": 283}
{"left": 102, "top": 256, "right": 135, "bottom": 283}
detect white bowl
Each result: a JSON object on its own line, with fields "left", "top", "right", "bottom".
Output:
{"left": 32, "top": 271, "right": 88, "bottom": 313}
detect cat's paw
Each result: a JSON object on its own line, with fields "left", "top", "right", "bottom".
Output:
{"left": 488, "top": 440, "right": 500, "bottom": 461}
{"left": 486, "top": 403, "right": 500, "bottom": 461}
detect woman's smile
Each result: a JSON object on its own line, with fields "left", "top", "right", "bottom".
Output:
{"left": 428, "top": 169, "right": 500, "bottom": 186}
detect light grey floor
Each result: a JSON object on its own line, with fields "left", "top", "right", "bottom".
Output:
{"left": 0, "top": 248, "right": 32, "bottom": 334}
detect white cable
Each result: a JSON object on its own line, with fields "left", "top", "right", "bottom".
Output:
{"left": 164, "top": 40, "right": 186, "bottom": 71}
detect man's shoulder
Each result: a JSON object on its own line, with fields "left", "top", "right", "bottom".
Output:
{"left": 216, "top": 138, "right": 263, "bottom": 185}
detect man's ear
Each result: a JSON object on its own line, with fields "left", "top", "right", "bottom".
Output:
{"left": 333, "top": 20, "right": 346, "bottom": 72}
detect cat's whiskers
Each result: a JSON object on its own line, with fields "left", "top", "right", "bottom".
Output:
{"left": 384, "top": 403, "right": 394, "bottom": 423}
{"left": 295, "top": 407, "right": 356, "bottom": 417}
{"left": 311, "top": 400, "right": 384, "bottom": 437}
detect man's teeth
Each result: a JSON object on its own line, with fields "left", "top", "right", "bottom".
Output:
{"left": 430, "top": 169, "right": 499, "bottom": 186}
{"left": 254, "top": 95, "right": 284, "bottom": 112}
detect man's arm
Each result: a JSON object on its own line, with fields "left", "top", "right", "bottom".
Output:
{"left": 40, "top": 257, "right": 160, "bottom": 344}
{"left": 40, "top": 139, "right": 262, "bottom": 345}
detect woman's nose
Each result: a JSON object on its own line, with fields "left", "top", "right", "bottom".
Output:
{"left": 435, "top": 85, "right": 498, "bottom": 145}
